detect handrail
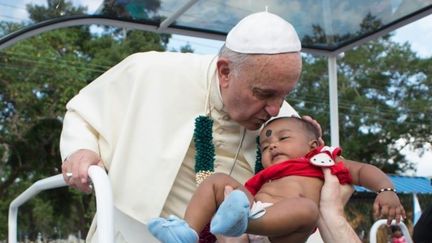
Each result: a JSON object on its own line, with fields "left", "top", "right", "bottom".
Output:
{"left": 8, "top": 165, "right": 113, "bottom": 243}
{"left": 369, "top": 219, "right": 413, "bottom": 243}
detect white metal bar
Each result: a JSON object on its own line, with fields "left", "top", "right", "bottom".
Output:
{"left": 8, "top": 175, "right": 67, "bottom": 243}
{"left": 88, "top": 166, "right": 114, "bottom": 243}
{"left": 8, "top": 165, "right": 113, "bottom": 243}
{"left": 413, "top": 192, "right": 422, "bottom": 225}
{"left": 158, "top": 0, "right": 199, "bottom": 31}
{"left": 0, "top": 17, "right": 227, "bottom": 51}
{"left": 369, "top": 219, "right": 413, "bottom": 243}
{"left": 0, "top": 18, "right": 157, "bottom": 50}
{"left": 328, "top": 56, "right": 340, "bottom": 147}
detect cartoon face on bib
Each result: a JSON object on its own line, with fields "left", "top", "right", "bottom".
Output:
{"left": 310, "top": 152, "right": 335, "bottom": 167}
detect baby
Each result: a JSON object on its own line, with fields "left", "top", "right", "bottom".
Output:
{"left": 149, "top": 117, "right": 405, "bottom": 242}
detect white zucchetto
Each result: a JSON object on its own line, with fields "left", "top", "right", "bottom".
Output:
{"left": 226, "top": 11, "right": 301, "bottom": 54}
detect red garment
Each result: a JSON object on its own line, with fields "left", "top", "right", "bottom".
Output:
{"left": 199, "top": 223, "right": 216, "bottom": 243}
{"left": 392, "top": 236, "right": 407, "bottom": 243}
{"left": 245, "top": 146, "right": 352, "bottom": 195}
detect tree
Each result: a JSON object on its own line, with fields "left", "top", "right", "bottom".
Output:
{"left": 180, "top": 43, "right": 195, "bottom": 53}
{"left": 0, "top": 0, "right": 169, "bottom": 240}
{"left": 289, "top": 16, "right": 431, "bottom": 174}
{"left": 26, "top": 0, "right": 88, "bottom": 23}
{"left": 0, "top": 26, "right": 96, "bottom": 240}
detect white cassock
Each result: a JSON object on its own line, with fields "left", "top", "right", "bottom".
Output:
{"left": 60, "top": 51, "right": 298, "bottom": 242}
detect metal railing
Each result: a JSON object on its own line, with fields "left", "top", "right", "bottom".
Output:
{"left": 8, "top": 166, "right": 114, "bottom": 243}
{"left": 369, "top": 219, "right": 413, "bottom": 243}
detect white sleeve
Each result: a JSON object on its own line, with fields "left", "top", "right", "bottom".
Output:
{"left": 58, "top": 53, "right": 144, "bottom": 162}
{"left": 60, "top": 110, "right": 100, "bottom": 161}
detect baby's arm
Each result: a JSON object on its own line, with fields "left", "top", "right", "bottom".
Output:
{"left": 342, "top": 159, "right": 406, "bottom": 224}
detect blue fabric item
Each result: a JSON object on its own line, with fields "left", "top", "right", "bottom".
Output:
{"left": 148, "top": 215, "right": 198, "bottom": 243}
{"left": 210, "top": 190, "right": 250, "bottom": 236}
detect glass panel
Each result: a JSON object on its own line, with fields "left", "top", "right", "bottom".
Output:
{"left": 95, "top": 0, "right": 191, "bottom": 23}
{"left": 0, "top": 0, "right": 104, "bottom": 38}
{"left": 1, "top": 0, "right": 431, "bottom": 50}
{"left": 175, "top": 0, "right": 432, "bottom": 49}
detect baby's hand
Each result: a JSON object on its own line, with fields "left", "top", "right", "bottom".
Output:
{"left": 373, "top": 191, "right": 406, "bottom": 225}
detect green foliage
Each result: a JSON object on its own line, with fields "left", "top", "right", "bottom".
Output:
{"left": 289, "top": 34, "right": 431, "bottom": 174}
{"left": 0, "top": 0, "right": 168, "bottom": 240}
{"left": 84, "top": 29, "right": 169, "bottom": 69}
{"left": 180, "top": 43, "right": 195, "bottom": 53}
{"left": 26, "top": 0, "right": 88, "bottom": 22}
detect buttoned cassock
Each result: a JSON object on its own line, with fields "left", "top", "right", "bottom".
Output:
{"left": 60, "top": 51, "right": 298, "bottom": 242}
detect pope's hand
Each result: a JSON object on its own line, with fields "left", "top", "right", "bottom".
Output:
{"left": 61, "top": 149, "right": 103, "bottom": 193}
{"left": 318, "top": 168, "right": 361, "bottom": 243}
{"left": 320, "top": 168, "right": 354, "bottom": 215}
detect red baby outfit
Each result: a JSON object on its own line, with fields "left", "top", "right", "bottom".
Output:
{"left": 245, "top": 146, "right": 352, "bottom": 195}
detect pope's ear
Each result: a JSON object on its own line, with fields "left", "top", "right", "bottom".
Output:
{"left": 217, "top": 58, "right": 230, "bottom": 87}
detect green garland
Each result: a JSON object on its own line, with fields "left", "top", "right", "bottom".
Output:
{"left": 254, "top": 136, "right": 264, "bottom": 174}
{"left": 193, "top": 115, "right": 215, "bottom": 184}
{"left": 193, "top": 115, "right": 264, "bottom": 184}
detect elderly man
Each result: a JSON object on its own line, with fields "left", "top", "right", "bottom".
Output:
{"left": 60, "top": 11, "right": 364, "bottom": 242}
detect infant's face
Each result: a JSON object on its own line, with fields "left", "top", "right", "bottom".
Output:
{"left": 259, "top": 118, "right": 313, "bottom": 168}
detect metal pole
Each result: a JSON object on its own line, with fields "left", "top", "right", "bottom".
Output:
{"left": 158, "top": 0, "right": 199, "bottom": 31}
{"left": 9, "top": 166, "right": 113, "bottom": 243}
{"left": 328, "top": 56, "right": 340, "bottom": 146}
{"left": 369, "top": 219, "right": 413, "bottom": 243}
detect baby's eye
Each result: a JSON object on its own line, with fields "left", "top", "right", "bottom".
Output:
{"left": 280, "top": 136, "right": 289, "bottom": 140}
{"left": 261, "top": 145, "right": 269, "bottom": 151}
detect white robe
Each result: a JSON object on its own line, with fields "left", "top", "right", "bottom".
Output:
{"left": 60, "top": 51, "right": 298, "bottom": 241}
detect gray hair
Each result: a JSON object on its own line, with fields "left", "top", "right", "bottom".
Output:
{"left": 218, "top": 45, "right": 253, "bottom": 77}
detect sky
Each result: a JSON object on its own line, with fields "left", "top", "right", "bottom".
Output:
{"left": 391, "top": 15, "right": 432, "bottom": 177}
{"left": 1, "top": 0, "right": 431, "bottom": 176}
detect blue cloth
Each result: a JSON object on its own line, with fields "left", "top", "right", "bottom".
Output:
{"left": 148, "top": 215, "right": 198, "bottom": 243}
{"left": 210, "top": 190, "right": 250, "bottom": 236}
